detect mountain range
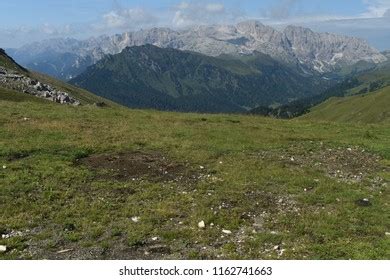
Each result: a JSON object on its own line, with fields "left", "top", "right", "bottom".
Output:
{"left": 7, "top": 21, "right": 387, "bottom": 80}
{"left": 69, "top": 44, "right": 331, "bottom": 113}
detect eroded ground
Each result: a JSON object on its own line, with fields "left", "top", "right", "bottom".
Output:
{"left": 1, "top": 144, "right": 388, "bottom": 260}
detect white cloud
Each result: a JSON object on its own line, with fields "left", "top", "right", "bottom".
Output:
{"left": 172, "top": 1, "right": 243, "bottom": 27}
{"left": 361, "top": 0, "right": 390, "bottom": 17}
{"left": 0, "top": 23, "right": 85, "bottom": 48}
{"left": 102, "top": 8, "right": 157, "bottom": 29}
{"left": 176, "top": 2, "right": 190, "bottom": 10}
{"left": 205, "top": 3, "right": 225, "bottom": 13}
{"left": 268, "top": 0, "right": 299, "bottom": 19}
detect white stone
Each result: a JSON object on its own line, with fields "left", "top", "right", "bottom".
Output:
{"left": 222, "top": 229, "right": 232, "bottom": 234}
{"left": 0, "top": 245, "right": 6, "bottom": 252}
{"left": 131, "top": 216, "right": 140, "bottom": 223}
{"left": 278, "top": 249, "right": 286, "bottom": 256}
{"left": 198, "top": 221, "right": 205, "bottom": 229}
{"left": 2, "top": 165, "right": 6, "bottom": 169}
{"left": 57, "top": 249, "right": 73, "bottom": 254}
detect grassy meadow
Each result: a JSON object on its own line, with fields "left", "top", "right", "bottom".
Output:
{"left": 0, "top": 88, "right": 389, "bottom": 260}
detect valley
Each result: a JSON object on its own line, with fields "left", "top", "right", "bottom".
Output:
{"left": 0, "top": 77, "right": 389, "bottom": 260}
{"left": 69, "top": 45, "right": 330, "bottom": 113}
{"left": 0, "top": 18, "right": 389, "bottom": 261}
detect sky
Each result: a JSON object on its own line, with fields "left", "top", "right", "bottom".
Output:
{"left": 0, "top": 0, "right": 389, "bottom": 50}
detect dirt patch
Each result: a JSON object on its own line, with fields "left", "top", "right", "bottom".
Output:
{"left": 78, "top": 151, "right": 198, "bottom": 183}
{"left": 6, "top": 151, "right": 30, "bottom": 161}
{"left": 253, "top": 145, "right": 387, "bottom": 185}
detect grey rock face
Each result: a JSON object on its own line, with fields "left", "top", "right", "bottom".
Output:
{"left": 9, "top": 21, "right": 387, "bottom": 79}
{"left": 0, "top": 66, "right": 80, "bottom": 105}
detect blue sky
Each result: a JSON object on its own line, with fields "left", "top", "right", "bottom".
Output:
{"left": 1, "top": 0, "right": 389, "bottom": 49}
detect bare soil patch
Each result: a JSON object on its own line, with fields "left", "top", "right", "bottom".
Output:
{"left": 79, "top": 151, "right": 198, "bottom": 183}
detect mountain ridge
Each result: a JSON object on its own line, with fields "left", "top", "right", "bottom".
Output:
{"left": 70, "top": 44, "right": 330, "bottom": 113}
{"left": 7, "top": 21, "right": 386, "bottom": 80}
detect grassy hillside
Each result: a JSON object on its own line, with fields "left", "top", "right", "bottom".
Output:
{"left": 1, "top": 48, "right": 115, "bottom": 106}
{"left": 303, "top": 86, "right": 390, "bottom": 123}
{"left": 0, "top": 48, "right": 27, "bottom": 73}
{"left": 70, "top": 45, "right": 329, "bottom": 113}
{"left": 303, "top": 62, "right": 390, "bottom": 123}
{"left": 0, "top": 87, "right": 389, "bottom": 260}
{"left": 29, "top": 71, "right": 118, "bottom": 106}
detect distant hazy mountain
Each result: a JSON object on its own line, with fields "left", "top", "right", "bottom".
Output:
{"left": 7, "top": 21, "right": 387, "bottom": 80}
{"left": 69, "top": 44, "right": 330, "bottom": 113}
{"left": 382, "top": 50, "right": 390, "bottom": 59}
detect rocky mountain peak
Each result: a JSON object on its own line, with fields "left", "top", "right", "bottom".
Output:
{"left": 8, "top": 21, "right": 388, "bottom": 79}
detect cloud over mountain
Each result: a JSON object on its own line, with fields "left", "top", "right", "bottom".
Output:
{"left": 1, "top": 0, "right": 389, "bottom": 50}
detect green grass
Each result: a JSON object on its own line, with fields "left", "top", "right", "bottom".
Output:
{"left": 0, "top": 51, "right": 26, "bottom": 73}
{"left": 303, "top": 86, "right": 390, "bottom": 124}
{"left": 0, "top": 89, "right": 389, "bottom": 260}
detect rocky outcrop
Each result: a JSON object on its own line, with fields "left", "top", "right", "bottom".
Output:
{"left": 0, "top": 66, "right": 80, "bottom": 105}
{"left": 8, "top": 21, "right": 388, "bottom": 80}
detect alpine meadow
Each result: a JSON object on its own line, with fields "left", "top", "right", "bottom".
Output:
{"left": 0, "top": 0, "right": 389, "bottom": 262}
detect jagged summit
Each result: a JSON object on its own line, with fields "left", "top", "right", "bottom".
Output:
{"left": 7, "top": 21, "right": 387, "bottom": 80}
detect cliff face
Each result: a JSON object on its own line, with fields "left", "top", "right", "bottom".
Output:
{"left": 8, "top": 21, "right": 387, "bottom": 80}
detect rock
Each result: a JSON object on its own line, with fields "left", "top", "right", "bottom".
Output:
{"left": 94, "top": 102, "right": 107, "bottom": 107}
{"left": 198, "top": 221, "right": 206, "bottom": 229}
{"left": 2, "top": 230, "right": 23, "bottom": 239}
{"left": 57, "top": 249, "right": 73, "bottom": 254}
{"left": 0, "top": 66, "right": 80, "bottom": 105}
{"left": 385, "top": 232, "right": 390, "bottom": 236}
{"left": 0, "top": 245, "right": 6, "bottom": 252}
{"left": 63, "top": 223, "right": 76, "bottom": 232}
{"left": 199, "top": 166, "right": 205, "bottom": 169}
{"left": 2, "top": 165, "right": 6, "bottom": 169}
{"left": 131, "top": 216, "right": 140, "bottom": 223}
{"left": 355, "top": 198, "right": 372, "bottom": 207}
{"left": 147, "top": 245, "right": 171, "bottom": 255}
{"left": 278, "top": 249, "right": 286, "bottom": 256}
{"left": 222, "top": 229, "right": 232, "bottom": 234}
{"left": 151, "top": 237, "right": 159, "bottom": 241}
